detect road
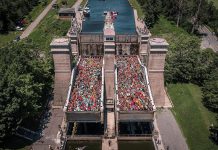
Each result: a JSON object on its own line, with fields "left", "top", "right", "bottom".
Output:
{"left": 156, "top": 109, "right": 189, "bottom": 150}
{"left": 20, "top": 0, "right": 57, "bottom": 39}
{"left": 199, "top": 25, "right": 218, "bottom": 52}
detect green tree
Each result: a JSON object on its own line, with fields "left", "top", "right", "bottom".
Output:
{"left": 0, "top": 41, "right": 52, "bottom": 140}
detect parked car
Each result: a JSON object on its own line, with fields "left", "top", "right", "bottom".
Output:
{"left": 16, "top": 26, "right": 24, "bottom": 31}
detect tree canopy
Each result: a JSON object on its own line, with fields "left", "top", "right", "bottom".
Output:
{"left": 138, "top": 0, "right": 218, "bottom": 34}
{"left": 0, "top": 41, "right": 52, "bottom": 140}
{"left": 0, "top": 0, "right": 48, "bottom": 33}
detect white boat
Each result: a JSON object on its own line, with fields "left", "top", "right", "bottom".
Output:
{"left": 104, "top": 11, "right": 107, "bottom": 15}
{"left": 84, "top": 7, "right": 90, "bottom": 11}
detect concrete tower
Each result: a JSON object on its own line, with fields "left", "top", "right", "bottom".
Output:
{"left": 50, "top": 38, "right": 72, "bottom": 106}
{"left": 148, "top": 38, "right": 168, "bottom": 107}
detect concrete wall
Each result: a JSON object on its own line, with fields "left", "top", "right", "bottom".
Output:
{"left": 118, "top": 111, "right": 154, "bottom": 122}
{"left": 66, "top": 112, "right": 101, "bottom": 122}
{"left": 51, "top": 39, "right": 72, "bottom": 106}
{"left": 148, "top": 50, "right": 167, "bottom": 107}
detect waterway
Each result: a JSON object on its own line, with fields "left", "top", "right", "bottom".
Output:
{"left": 119, "top": 141, "right": 155, "bottom": 150}
{"left": 65, "top": 141, "right": 155, "bottom": 150}
{"left": 82, "top": 0, "right": 136, "bottom": 34}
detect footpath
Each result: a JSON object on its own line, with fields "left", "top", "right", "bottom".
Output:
{"left": 20, "top": 0, "right": 57, "bottom": 39}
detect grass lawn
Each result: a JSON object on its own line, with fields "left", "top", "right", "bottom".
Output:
{"left": 151, "top": 16, "right": 192, "bottom": 41}
{"left": 28, "top": 9, "right": 71, "bottom": 54}
{"left": 128, "top": 0, "right": 144, "bottom": 19}
{"left": 26, "top": 0, "right": 52, "bottom": 23}
{"left": 208, "top": 0, "right": 218, "bottom": 8}
{"left": 80, "top": 0, "right": 88, "bottom": 8}
{"left": 0, "top": 0, "right": 52, "bottom": 48}
{"left": 0, "top": 31, "right": 21, "bottom": 48}
{"left": 0, "top": 135, "right": 32, "bottom": 150}
{"left": 57, "top": 0, "right": 76, "bottom": 7}
{"left": 168, "top": 83, "right": 218, "bottom": 150}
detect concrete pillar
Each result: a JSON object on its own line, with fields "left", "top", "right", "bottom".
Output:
{"left": 148, "top": 38, "right": 168, "bottom": 107}
{"left": 50, "top": 38, "right": 72, "bottom": 106}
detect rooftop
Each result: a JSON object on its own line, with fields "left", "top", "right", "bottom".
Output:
{"left": 149, "top": 38, "right": 169, "bottom": 46}
{"left": 58, "top": 8, "right": 75, "bottom": 14}
{"left": 50, "top": 38, "right": 70, "bottom": 46}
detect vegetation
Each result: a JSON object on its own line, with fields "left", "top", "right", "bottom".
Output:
{"left": 28, "top": 9, "right": 71, "bottom": 53}
{"left": 0, "top": 31, "right": 21, "bottom": 48}
{"left": 0, "top": 41, "right": 52, "bottom": 141}
{"left": 151, "top": 15, "right": 218, "bottom": 146}
{"left": 137, "top": 0, "right": 218, "bottom": 35}
{"left": 80, "top": 0, "right": 88, "bottom": 8}
{"left": 146, "top": 0, "right": 218, "bottom": 145}
{"left": 168, "top": 84, "right": 218, "bottom": 150}
{"left": 26, "top": 0, "right": 52, "bottom": 23}
{"left": 128, "top": 0, "right": 144, "bottom": 19}
{"left": 209, "top": 0, "right": 218, "bottom": 9}
{"left": 57, "top": 0, "right": 76, "bottom": 7}
{"left": 0, "top": 0, "right": 73, "bottom": 146}
{"left": 0, "top": 0, "right": 49, "bottom": 33}
{"left": 0, "top": 0, "right": 51, "bottom": 48}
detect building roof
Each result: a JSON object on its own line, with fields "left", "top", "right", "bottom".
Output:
{"left": 58, "top": 8, "right": 75, "bottom": 14}
{"left": 149, "top": 38, "right": 169, "bottom": 46}
{"left": 50, "top": 38, "right": 70, "bottom": 46}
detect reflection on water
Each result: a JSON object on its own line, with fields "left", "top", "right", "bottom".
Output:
{"left": 65, "top": 141, "right": 101, "bottom": 150}
{"left": 82, "top": 0, "right": 136, "bottom": 34}
{"left": 119, "top": 141, "right": 155, "bottom": 150}
{"left": 65, "top": 141, "right": 155, "bottom": 150}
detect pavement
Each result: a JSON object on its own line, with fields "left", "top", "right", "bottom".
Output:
{"left": 32, "top": 1, "right": 84, "bottom": 149}
{"left": 20, "top": 0, "right": 57, "bottom": 39}
{"left": 199, "top": 25, "right": 218, "bottom": 52}
{"left": 156, "top": 109, "right": 189, "bottom": 150}
{"left": 72, "top": 0, "right": 83, "bottom": 10}
{"left": 32, "top": 108, "right": 64, "bottom": 150}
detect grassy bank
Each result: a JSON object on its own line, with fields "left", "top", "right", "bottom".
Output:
{"left": 209, "top": 0, "right": 218, "bottom": 8}
{"left": 80, "top": 0, "right": 88, "bottom": 8}
{"left": 57, "top": 0, "right": 76, "bottom": 7}
{"left": 0, "top": 0, "right": 52, "bottom": 48}
{"left": 26, "top": 0, "right": 52, "bottom": 22}
{"left": 168, "top": 84, "right": 218, "bottom": 150}
{"left": 28, "top": 9, "right": 71, "bottom": 54}
{"left": 128, "top": 0, "right": 144, "bottom": 19}
{"left": 1, "top": 1, "right": 75, "bottom": 150}
{"left": 151, "top": 16, "right": 192, "bottom": 41}
{"left": 28, "top": 0, "right": 76, "bottom": 53}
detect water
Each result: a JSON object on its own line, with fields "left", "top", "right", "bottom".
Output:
{"left": 65, "top": 141, "right": 155, "bottom": 150}
{"left": 82, "top": 0, "right": 136, "bottom": 34}
{"left": 65, "top": 141, "right": 101, "bottom": 150}
{"left": 119, "top": 141, "right": 155, "bottom": 150}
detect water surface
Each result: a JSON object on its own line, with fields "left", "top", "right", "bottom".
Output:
{"left": 82, "top": 0, "right": 136, "bottom": 34}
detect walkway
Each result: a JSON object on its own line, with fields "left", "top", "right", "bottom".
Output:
{"left": 199, "top": 25, "right": 218, "bottom": 52}
{"left": 32, "top": 108, "right": 64, "bottom": 150}
{"left": 133, "top": 9, "right": 149, "bottom": 35}
{"left": 156, "top": 109, "right": 189, "bottom": 150}
{"left": 20, "top": 0, "right": 57, "bottom": 39}
{"left": 72, "top": 0, "right": 83, "bottom": 10}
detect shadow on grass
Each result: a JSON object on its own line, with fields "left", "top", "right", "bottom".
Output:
{"left": 0, "top": 135, "right": 33, "bottom": 150}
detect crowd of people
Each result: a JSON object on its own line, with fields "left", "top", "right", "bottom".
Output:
{"left": 136, "top": 18, "right": 148, "bottom": 35}
{"left": 67, "top": 56, "right": 103, "bottom": 112}
{"left": 116, "top": 56, "right": 150, "bottom": 111}
{"left": 68, "top": 18, "right": 81, "bottom": 35}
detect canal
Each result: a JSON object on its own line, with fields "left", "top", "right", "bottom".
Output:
{"left": 65, "top": 141, "right": 155, "bottom": 150}
{"left": 82, "top": 0, "right": 136, "bottom": 34}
